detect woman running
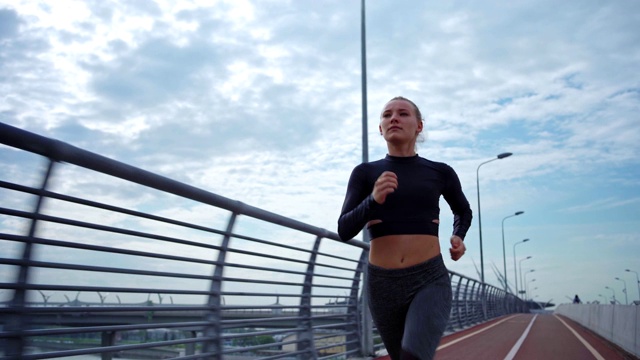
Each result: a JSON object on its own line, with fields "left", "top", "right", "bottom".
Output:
{"left": 338, "top": 96, "right": 473, "bottom": 359}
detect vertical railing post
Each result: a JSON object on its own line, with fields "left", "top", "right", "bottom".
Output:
{"left": 470, "top": 281, "right": 481, "bottom": 324}
{"left": 101, "top": 331, "right": 116, "bottom": 360}
{"left": 297, "top": 236, "right": 321, "bottom": 360}
{"left": 202, "top": 211, "right": 237, "bottom": 359}
{"left": 454, "top": 275, "right": 463, "bottom": 330}
{"left": 6, "top": 159, "right": 56, "bottom": 358}
{"left": 462, "top": 278, "right": 471, "bottom": 327}
{"left": 346, "top": 250, "right": 367, "bottom": 356}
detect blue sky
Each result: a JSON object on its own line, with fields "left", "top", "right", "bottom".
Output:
{"left": 1, "top": 0, "right": 639, "bottom": 307}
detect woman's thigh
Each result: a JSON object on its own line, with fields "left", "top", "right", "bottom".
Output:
{"left": 402, "top": 274, "right": 452, "bottom": 359}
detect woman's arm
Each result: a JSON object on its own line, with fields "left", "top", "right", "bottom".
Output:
{"left": 337, "top": 166, "right": 379, "bottom": 241}
{"left": 443, "top": 166, "right": 473, "bottom": 240}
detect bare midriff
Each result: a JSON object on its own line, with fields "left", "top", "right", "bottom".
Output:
{"left": 369, "top": 234, "right": 441, "bottom": 269}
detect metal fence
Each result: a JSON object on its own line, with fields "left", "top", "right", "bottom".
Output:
{"left": 0, "top": 122, "right": 528, "bottom": 360}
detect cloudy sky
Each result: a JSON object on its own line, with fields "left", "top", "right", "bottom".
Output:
{"left": 1, "top": 0, "right": 639, "bottom": 307}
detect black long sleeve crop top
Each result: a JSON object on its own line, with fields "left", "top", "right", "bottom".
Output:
{"left": 338, "top": 154, "right": 473, "bottom": 242}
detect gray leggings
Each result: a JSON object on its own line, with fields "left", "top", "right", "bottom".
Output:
{"left": 367, "top": 254, "right": 452, "bottom": 360}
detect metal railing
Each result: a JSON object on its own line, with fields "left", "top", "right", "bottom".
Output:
{"left": 0, "top": 122, "right": 528, "bottom": 360}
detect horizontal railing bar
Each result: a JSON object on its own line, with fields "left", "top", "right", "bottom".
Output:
{"left": 221, "top": 316, "right": 304, "bottom": 325}
{"left": 1, "top": 305, "right": 213, "bottom": 313}
{"left": 0, "top": 122, "right": 368, "bottom": 249}
{"left": 0, "top": 221, "right": 353, "bottom": 276}
{"left": 0, "top": 258, "right": 217, "bottom": 281}
{"left": 312, "top": 322, "right": 357, "bottom": 330}
{"left": 0, "top": 282, "right": 215, "bottom": 296}
{"left": 0, "top": 233, "right": 221, "bottom": 267}
{"left": 220, "top": 327, "right": 306, "bottom": 339}
{"left": 0, "top": 321, "right": 210, "bottom": 338}
{"left": 1, "top": 235, "right": 357, "bottom": 281}
{"left": 17, "top": 335, "right": 215, "bottom": 360}
{"left": 220, "top": 277, "right": 354, "bottom": 289}
{"left": 0, "top": 180, "right": 229, "bottom": 238}
{"left": 219, "top": 292, "right": 350, "bottom": 299}
{"left": 0, "top": 208, "right": 226, "bottom": 251}
{"left": 2, "top": 183, "right": 357, "bottom": 267}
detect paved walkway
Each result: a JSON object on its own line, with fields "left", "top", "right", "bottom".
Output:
{"left": 376, "top": 313, "right": 634, "bottom": 360}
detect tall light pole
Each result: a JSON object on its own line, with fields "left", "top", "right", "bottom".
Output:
{"left": 626, "top": 269, "right": 640, "bottom": 302}
{"left": 513, "top": 239, "right": 530, "bottom": 296}
{"left": 518, "top": 256, "right": 532, "bottom": 296}
{"left": 476, "top": 152, "right": 513, "bottom": 284}
{"left": 605, "top": 286, "right": 616, "bottom": 304}
{"left": 501, "top": 211, "right": 524, "bottom": 292}
{"left": 524, "top": 270, "right": 535, "bottom": 299}
{"left": 526, "top": 279, "right": 536, "bottom": 300}
{"left": 615, "top": 277, "right": 628, "bottom": 305}
{"left": 360, "top": 1, "right": 373, "bottom": 355}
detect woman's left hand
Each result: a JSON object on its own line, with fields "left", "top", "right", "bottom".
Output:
{"left": 449, "top": 235, "right": 465, "bottom": 261}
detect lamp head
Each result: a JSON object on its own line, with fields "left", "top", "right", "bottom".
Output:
{"left": 515, "top": 211, "right": 524, "bottom": 216}
{"left": 523, "top": 238, "right": 530, "bottom": 243}
{"left": 497, "top": 152, "right": 513, "bottom": 159}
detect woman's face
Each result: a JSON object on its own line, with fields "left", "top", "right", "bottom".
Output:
{"left": 379, "top": 99, "right": 423, "bottom": 145}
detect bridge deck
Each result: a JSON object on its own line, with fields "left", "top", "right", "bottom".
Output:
{"left": 376, "top": 313, "right": 632, "bottom": 360}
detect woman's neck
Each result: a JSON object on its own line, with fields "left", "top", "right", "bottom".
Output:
{"left": 387, "top": 143, "right": 416, "bottom": 157}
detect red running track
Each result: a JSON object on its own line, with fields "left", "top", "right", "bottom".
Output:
{"left": 375, "top": 313, "right": 634, "bottom": 360}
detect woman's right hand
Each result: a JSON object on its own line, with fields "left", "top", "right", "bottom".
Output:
{"left": 372, "top": 171, "right": 398, "bottom": 204}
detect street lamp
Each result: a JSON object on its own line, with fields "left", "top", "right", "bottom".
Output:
{"left": 530, "top": 287, "right": 538, "bottom": 299}
{"left": 525, "top": 279, "right": 536, "bottom": 299}
{"left": 614, "top": 277, "right": 628, "bottom": 305}
{"left": 513, "top": 239, "right": 530, "bottom": 296}
{"left": 605, "top": 286, "right": 617, "bottom": 304}
{"left": 524, "top": 272, "right": 535, "bottom": 299}
{"left": 518, "top": 256, "right": 532, "bottom": 296}
{"left": 476, "top": 152, "right": 513, "bottom": 284}
{"left": 626, "top": 269, "right": 640, "bottom": 302}
{"left": 501, "top": 211, "right": 524, "bottom": 292}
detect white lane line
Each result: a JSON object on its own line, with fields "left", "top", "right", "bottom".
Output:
{"left": 554, "top": 314, "right": 605, "bottom": 360}
{"left": 437, "top": 314, "right": 519, "bottom": 350}
{"left": 503, "top": 314, "right": 538, "bottom": 360}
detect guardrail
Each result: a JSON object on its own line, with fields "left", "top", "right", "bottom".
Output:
{"left": 0, "top": 122, "right": 528, "bottom": 359}
{"left": 555, "top": 303, "right": 639, "bottom": 358}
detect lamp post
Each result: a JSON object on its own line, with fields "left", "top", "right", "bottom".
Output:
{"left": 476, "top": 152, "right": 513, "bottom": 284}
{"left": 526, "top": 279, "right": 536, "bottom": 300}
{"left": 615, "top": 277, "right": 628, "bottom": 305}
{"left": 501, "top": 211, "right": 524, "bottom": 292}
{"left": 626, "top": 269, "right": 640, "bottom": 302}
{"left": 518, "top": 256, "right": 532, "bottom": 296}
{"left": 513, "top": 239, "right": 530, "bottom": 296}
{"left": 359, "top": 1, "right": 374, "bottom": 355}
{"left": 524, "top": 271, "right": 535, "bottom": 299}
{"left": 605, "top": 286, "right": 616, "bottom": 304}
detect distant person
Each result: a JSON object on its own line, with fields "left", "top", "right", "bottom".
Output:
{"left": 338, "top": 96, "right": 473, "bottom": 360}
{"left": 573, "top": 294, "right": 581, "bottom": 304}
